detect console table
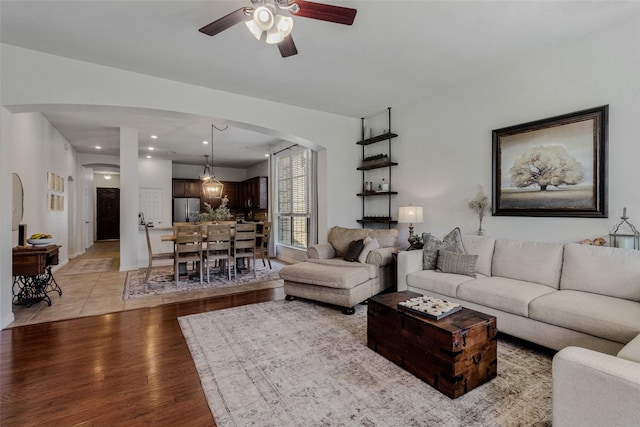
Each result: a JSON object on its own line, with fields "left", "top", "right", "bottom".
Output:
{"left": 12, "top": 245, "right": 63, "bottom": 306}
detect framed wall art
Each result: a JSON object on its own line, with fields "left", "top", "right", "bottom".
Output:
{"left": 492, "top": 105, "right": 608, "bottom": 218}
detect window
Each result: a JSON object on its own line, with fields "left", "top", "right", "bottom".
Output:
{"left": 275, "top": 147, "right": 316, "bottom": 249}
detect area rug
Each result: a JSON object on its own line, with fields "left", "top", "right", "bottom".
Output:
{"left": 123, "top": 260, "right": 285, "bottom": 299}
{"left": 179, "top": 300, "right": 553, "bottom": 427}
{"left": 59, "top": 258, "right": 114, "bottom": 275}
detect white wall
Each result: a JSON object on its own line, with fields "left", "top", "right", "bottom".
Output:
{"left": 246, "top": 160, "right": 269, "bottom": 179}
{"left": 172, "top": 163, "right": 247, "bottom": 181}
{"left": 11, "top": 112, "right": 75, "bottom": 260}
{"left": 1, "top": 107, "right": 14, "bottom": 327}
{"left": 391, "top": 15, "right": 640, "bottom": 247}
{"left": 94, "top": 174, "right": 120, "bottom": 188}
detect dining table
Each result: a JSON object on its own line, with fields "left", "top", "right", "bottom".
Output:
{"left": 160, "top": 222, "right": 265, "bottom": 277}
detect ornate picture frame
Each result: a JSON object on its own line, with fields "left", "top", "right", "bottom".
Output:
{"left": 492, "top": 106, "right": 608, "bottom": 218}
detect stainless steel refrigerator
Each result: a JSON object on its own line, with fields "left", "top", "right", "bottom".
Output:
{"left": 173, "top": 198, "right": 200, "bottom": 223}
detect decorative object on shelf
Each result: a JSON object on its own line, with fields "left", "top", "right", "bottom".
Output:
{"left": 398, "top": 205, "right": 424, "bottom": 249}
{"left": 201, "top": 124, "right": 224, "bottom": 198}
{"left": 361, "top": 153, "right": 389, "bottom": 168}
{"left": 380, "top": 179, "right": 389, "bottom": 192}
{"left": 609, "top": 207, "right": 639, "bottom": 249}
{"left": 492, "top": 105, "right": 608, "bottom": 218}
{"left": 199, "top": 196, "right": 232, "bottom": 222}
{"left": 467, "top": 186, "right": 491, "bottom": 236}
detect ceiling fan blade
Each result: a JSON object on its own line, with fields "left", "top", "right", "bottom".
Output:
{"left": 278, "top": 35, "right": 298, "bottom": 57}
{"left": 290, "top": 1, "right": 357, "bottom": 25}
{"left": 199, "top": 7, "right": 252, "bottom": 37}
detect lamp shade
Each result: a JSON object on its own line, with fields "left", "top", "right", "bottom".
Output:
{"left": 398, "top": 206, "right": 424, "bottom": 224}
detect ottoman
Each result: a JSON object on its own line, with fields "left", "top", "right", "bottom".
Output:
{"left": 279, "top": 261, "right": 379, "bottom": 314}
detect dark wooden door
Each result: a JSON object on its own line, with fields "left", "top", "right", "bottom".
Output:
{"left": 96, "top": 188, "right": 120, "bottom": 240}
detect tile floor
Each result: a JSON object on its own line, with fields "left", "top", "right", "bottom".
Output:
{"left": 8, "top": 240, "right": 284, "bottom": 328}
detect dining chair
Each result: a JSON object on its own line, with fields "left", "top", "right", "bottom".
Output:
{"left": 256, "top": 221, "right": 272, "bottom": 269}
{"left": 144, "top": 222, "right": 174, "bottom": 283}
{"left": 174, "top": 225, "right": 203, "bottom": 284}
{"left": 233, "top": 222, "right": 257, "bottom": 279}
{"left": 204, "top": 223, "right": 232, "bottom": 281}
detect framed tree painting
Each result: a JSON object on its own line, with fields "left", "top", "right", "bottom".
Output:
{"left": 492, "top": 105, "right": 608, "bottom": 218}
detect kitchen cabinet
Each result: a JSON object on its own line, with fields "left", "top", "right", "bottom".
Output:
{"left": 173, "top": 177, "right": 265, "bottom": 211}
{"left": 172, "top": 179, "right": 202, "bottom": 198}
{"left": 241, "top": 176, "right": 268, "bottom": 209}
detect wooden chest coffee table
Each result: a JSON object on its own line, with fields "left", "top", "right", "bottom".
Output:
{"left": 367, "top": 290, "right": 497, "bottom": 398}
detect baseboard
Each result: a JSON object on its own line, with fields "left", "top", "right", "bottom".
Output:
{"left": 69, "top": 249, "right": 86, "bottom": 259}
{"left": 1, "top": 312, "right": 15, "bottom": 329}
{"left": 275, "top": 255, "right": 301, "bottom": 264}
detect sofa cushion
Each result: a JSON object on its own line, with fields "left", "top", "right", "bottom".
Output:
{"left": 561, "top": 243, "right": 640, "bottom": 302}
{"left": 618, "top": 334, "right": 640, "bottom": 363}
{"left": 358, "top": 237, "right": 380, "bottom": 263}
{"left": 492, "top": 239, "right": 564, "bottom": 289}
{"left": 437, "top": 250, "right": 478, "bottom": 277}
{"left": 279, "top": 261, "right": 372, "bottom": 290}
{"left": 344, "top": 239, "right": 364, "bottom": 262}
{"left": 327, "top": 226, "right": 370, "bottom": 257}
{"left": 457, "top": 276, "right": 556, "bottom": 317}
{"left": 306, "top": 258, "right": 378, "bottom": 278}
{"left": 422, "top": 227, "right": 465, "bottom": 270}
{"left": 406, "top": 269, "right": 479, "bottom": 298}
{"left": 529, "top": 290, "right": 640, "bottom": 344}
{"left": 461, "top": 235, "right": 496, "bottom": 277}
{"left": 368, "top": 228, "right": 399, "bottom": 249}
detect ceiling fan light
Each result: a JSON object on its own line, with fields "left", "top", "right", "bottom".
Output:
{"left": 253, "top": 6, "right": 274, "bottom": 31}
{"left": 266, "top": 15, "right": 292, "bottom": 44}
{"left": 245, "top": 19, "right": 263, "bottom": 40}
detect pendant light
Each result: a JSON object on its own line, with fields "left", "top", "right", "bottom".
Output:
{"left": 201, "top": 124, "right": 224, "bottom": 198}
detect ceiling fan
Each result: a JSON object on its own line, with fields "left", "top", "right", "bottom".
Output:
{"left": 199, "top": 0, "right": 357, "bottom": 58}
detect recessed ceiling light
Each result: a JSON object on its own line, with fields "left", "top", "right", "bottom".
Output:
{"left": 264, "top": 153, "right": 270, "bottom": 157}
{"left": 95, "top": 146, "right": 102, "bottom": 150}
{"left": 203, "top": 140, "right": 209, "bottom": 145}
{"left": 146, "top": 155, "right": 152, "bottom": 159}
{"left": 148, "top": 147, "right": 154, "bottom": 151}
{"left": 150, "top": 135, "right": 158, "bottom": 139}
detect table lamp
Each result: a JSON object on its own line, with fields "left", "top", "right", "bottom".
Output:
{"left": 398, "top": 205, "right": 424, "bottom": 248}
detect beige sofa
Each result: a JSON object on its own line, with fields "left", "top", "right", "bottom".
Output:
{"left": 397, "top": 235, "right": 640, "bottom": 426}
{"left": 279, "top": 226, "right": 398, "bottom": 314}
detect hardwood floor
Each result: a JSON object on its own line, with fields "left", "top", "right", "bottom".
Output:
{"left": 3, "top": 239, "right": 285, "bottom": 425}
{"left": 1, "top": 287, "right": 284, "bottom": 426}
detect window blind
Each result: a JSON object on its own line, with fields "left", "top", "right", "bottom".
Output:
{"left": 276, "top": 148, "right": 313, "bottom": 249}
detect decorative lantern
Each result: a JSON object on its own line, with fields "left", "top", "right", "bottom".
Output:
{"left": 609, "top": 207, "right": 639, "bottom": 250}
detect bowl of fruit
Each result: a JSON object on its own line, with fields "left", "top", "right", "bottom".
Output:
{"left": 27, "top": 233, "right": 53, "bottom": 247}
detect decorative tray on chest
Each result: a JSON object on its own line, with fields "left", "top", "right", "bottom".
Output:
{"left": 398, "top": 295, "right": 462, "bottom": 320}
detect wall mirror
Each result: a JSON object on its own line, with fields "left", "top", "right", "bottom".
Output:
{"left": 12, "top": 173, "right": 24, "bottom": 231}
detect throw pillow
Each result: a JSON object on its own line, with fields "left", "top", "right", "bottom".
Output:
{"left": 422, "top": 227, "right": 465, "bottom": 270}
{"left": 437, "top": 250, "right": 479, "bottom": 277}
{"left": 358, "top": 237, "right": 380, "bottom": 263}
{"left": 344, "top": 239, "right": 365, "bottom": 262}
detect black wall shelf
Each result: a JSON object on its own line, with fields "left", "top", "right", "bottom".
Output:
{"left": 357, "top": 107, "right": 398, "bottom": 228}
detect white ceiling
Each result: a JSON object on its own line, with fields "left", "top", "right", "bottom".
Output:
{"left": 2, "top": 0, "right": 639, "bottom": 168}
